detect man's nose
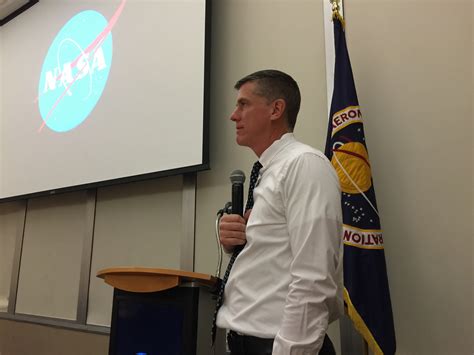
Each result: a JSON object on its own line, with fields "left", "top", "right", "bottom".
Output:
{"left": 230, "top": 109, "right": 239, "bottom": 121}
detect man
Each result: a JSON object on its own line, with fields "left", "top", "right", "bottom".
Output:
{"left": 216, "top": 70, "right": 343, "bottom": 355}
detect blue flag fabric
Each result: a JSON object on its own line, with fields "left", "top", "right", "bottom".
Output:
{"left": 324, "top": 16, "right": 396, "bottom": 355}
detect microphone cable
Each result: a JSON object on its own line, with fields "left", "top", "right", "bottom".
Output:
{"left": 215, "top": 201, "right": 232, "bottom": 279}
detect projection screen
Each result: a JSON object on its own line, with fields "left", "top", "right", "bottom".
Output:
{"left": 0, "top": 0, "right": 210, "bottom": 201}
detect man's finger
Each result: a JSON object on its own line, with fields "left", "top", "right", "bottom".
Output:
{"left": 220, "top": 213, "right": 246, "bottom": 224}
{"left": 220, "top": 221, "right": 246, "bottom": 232}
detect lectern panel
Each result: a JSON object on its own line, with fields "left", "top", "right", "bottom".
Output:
{"left": 109, "top": 287, "right": 199, "bottom": 355}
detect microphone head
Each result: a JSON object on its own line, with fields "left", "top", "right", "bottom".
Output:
{"left": 230, "top": 169, "right": 246, "bottom": 184}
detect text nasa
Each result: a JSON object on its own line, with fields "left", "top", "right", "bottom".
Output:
{"left": 42, "top": 47, "right": 107, "bottom": 93}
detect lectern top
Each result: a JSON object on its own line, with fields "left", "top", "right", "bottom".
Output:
{"left": 97, "top": 267, "right": 218, "bottom": 293}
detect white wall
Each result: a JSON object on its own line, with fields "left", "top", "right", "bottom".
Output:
{"left": 87, "top": 177, "right": 183, "bottom": 326}
{"left": 15, "top": 192, "right": 86, "bottom": 319}
{"left": 0, "top": 29, "right": 2, "bottom": 192}
{"left": 344, "top": 1, "right": 472, "bottom": 354}
{"left": 0, "top": 202, "right": 21, "bottom": 311}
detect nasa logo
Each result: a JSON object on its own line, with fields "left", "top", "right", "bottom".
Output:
{"left": 38, "top": 10, "right": 113, "bottom": 132}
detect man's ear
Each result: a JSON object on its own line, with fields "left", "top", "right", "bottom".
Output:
{"left": 270, "top": 99, "right": 286, "bottom": 121}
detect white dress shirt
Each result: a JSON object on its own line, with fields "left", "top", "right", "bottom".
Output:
{"left": 216, "top": 133, "right": 343, "bottom": 354}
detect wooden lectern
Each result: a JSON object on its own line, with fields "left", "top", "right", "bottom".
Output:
{"left": 97, "top": 267, "right": 226, "bottom": 355}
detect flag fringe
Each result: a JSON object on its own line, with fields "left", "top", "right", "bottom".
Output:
{"left": 331, "top": 2, "right": 345, "bottom": 28}
{"left": 332, "top": 11, "right": 345, "bottom": 28}
{"left": 343, "top": 288, "right": 384, "bottom": 355}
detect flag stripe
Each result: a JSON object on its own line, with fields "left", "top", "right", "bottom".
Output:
{"left": 344, "top": 288, "right": 384, "bottom": 355}
{"left": 343, "top": 224, "right": 382, "bottom": 233}
{"left": 343, "top": 241, "right": 384, "bottom": 250}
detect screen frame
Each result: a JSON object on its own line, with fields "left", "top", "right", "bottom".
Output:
{"left": 0, "top": 0, "right": 211, "bottom": 203}
{"left": 0, "top": 0, "right": 38, "bottom": 27}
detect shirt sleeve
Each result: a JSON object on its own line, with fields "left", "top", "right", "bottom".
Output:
{"left": 272, "top": 152, "right": 343, "bottom": 354}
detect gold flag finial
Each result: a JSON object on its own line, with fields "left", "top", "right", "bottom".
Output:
{"left": 330, "top": 0, "right": 345, "bottom": 27}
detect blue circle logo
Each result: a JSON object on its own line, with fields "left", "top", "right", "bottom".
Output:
{"left": 38, "top": 10, "right": 113, "bottom": 132}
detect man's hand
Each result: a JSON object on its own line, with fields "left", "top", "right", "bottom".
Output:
{"left": 219, "top": 210, "right": 251, "bottom": 253}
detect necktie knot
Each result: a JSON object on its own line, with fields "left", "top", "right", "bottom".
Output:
{"left": 251, "top": 161, "right": 263, "bottom": 176}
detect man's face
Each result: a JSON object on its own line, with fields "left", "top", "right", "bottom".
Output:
{"left": 230, "top": 81, "right": 273, "bottom": 154}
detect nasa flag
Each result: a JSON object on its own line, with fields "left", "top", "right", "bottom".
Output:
{"left": 324, "top": 15, "right": 396, "bottom": 355}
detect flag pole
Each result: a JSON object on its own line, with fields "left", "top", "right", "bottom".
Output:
{"left": 326, "top": 1, "right": 369, "bottom": 354}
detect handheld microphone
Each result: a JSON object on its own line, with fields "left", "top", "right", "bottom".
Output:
{"left": 230, "top": 170, "right": 245, "bottom": 216}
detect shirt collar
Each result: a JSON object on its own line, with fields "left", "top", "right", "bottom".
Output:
{"left": 259, "top": 133, "right": 295, "bottom": 170}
